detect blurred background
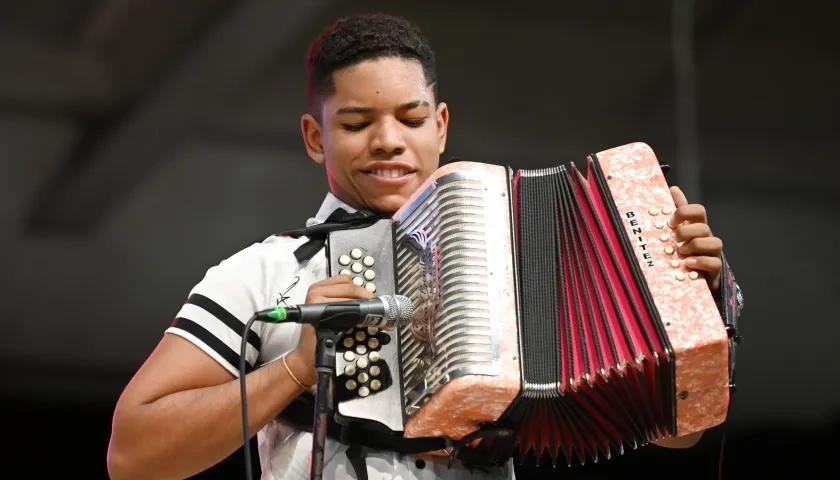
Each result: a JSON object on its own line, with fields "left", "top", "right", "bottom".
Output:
{"left": 1, "top": 0, "right": 837, "bottom": 478}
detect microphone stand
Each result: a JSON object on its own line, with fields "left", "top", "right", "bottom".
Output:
{"left": 309, "top": 327, "right": 342, "bottom": 480}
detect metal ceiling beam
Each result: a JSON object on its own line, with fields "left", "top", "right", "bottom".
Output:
{"left": 24, "top": 0, "right": 334, "bottom": 233}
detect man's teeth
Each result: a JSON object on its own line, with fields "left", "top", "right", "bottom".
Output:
{"left": 373, "top": 169, "right": 407, "bottom": 178}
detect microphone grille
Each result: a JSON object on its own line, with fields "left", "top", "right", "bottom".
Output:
{"left": 384, "top": 295, "right": 414, "bottom": 326}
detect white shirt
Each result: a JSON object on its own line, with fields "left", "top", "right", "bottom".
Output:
{"left": 166, "top": 192, "right": 515, "bottom": 480}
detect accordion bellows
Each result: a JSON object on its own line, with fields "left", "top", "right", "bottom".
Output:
{"left": 391, "top": 142, "right": 730, "bottom": 465}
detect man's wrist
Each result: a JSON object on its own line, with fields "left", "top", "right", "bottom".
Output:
{"left": 285, "top": 349, "right": 316, "bottom": 390}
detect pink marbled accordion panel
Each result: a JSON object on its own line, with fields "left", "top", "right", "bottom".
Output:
{"left": 592, "top": 142, "right": 730, "bottom": 436}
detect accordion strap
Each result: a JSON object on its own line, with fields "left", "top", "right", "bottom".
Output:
{"left": 278, "top": 207, "right": 390, "bottom": 264}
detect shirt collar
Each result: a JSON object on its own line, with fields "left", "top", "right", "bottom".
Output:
{"left": 306, "top": 192, "right": 358, "bottom": 227}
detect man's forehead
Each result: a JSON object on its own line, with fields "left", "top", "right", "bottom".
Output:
{"left": 329, "top": 58, "right": 432, "bottom": 106}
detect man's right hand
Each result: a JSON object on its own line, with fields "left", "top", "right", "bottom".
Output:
{"left": 287, "top": 274, "right": 376, "bottom": 388}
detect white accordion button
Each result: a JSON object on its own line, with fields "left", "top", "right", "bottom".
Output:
{"left": 365, "top": 282, "right": 376, "bottom": 293}
{"left": 343, "top": 351, "right": 355, "bottom": 362}
{"left": 339, "top": 269, "right": 351, "bottom": 276}
{"left": 356, "top": 356, "right": 369, "bottom": 369}
{"left": 343, "top": 337, "right": 354, "bottom": 348}
{"left": 675, "top": 272, "right": 686, "bottom": 281}
{"left": 346, "top": 380, "right": 357, "bottom": 390}
{"left": 351, "top": 263, "right": 363, "bottom": 274}
{"left": 367, "top": 327, "right": 379, "bottom": 335}
{"left": 352, "top": 276, "right": 364, "bottom": 286}
{"left": 367, "top": 337, "right": 379, "bottom": 349}
{"left": 664, "top": 246, "right": 675, "bottom": 255}
{"left": 369, "top": 365, "right": 381, "bottom": 377}
{"left": 659, "top": 233, "right": 670, "bottom": 242}
{"left": 344, "top": 365, "right": 356, "bottom": 376}
{"left": 357, "top": 372, "right": 369, "bottom": 383}
{"left": 358, "top": 386, "right": 370, "bottom": 397}
{"left": 339, "top": 255, "right": 351, "bottom": 266}
{"left": 654, "top": 221, "right": 665, "bottom": 229}
{"left": 670, "top": 259, "right": 681, "bottom": 268}
{"left": 364, "top": 269, "right": 376, "bottom": 281}
{"left": 648, "top": 207, "right": 660, "bottom": 216}
{"left": 688, "top": 271, "right": 699, "bottom": 280}
{"left": 354, "top": 331, "right": 366, "bottom": 341}
{"left": 370, "top": 379, "right": 382, "bottom": 391}
{"left": 363, "top": 256, "right": 375, "bottom": 267}
{"left": 369, "top": 351, "right": 381, "bottom": 363}
{"left": 351, "top": 248, "right": 362, "bottom": 259}
{"left": 662, "top": 206, "right": 674, "bottom": 215}
{"left": 355, "top": 344, "right": 367, "bottom": 355}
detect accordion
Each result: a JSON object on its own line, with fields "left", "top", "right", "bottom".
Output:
{"left": 324, "top": 142, "right": 733, "bottom": 466}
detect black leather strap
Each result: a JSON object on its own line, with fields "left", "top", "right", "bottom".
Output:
{"left": 278, "top": 208, "right": 390, "bottom": 264}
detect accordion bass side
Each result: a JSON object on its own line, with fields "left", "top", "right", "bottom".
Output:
{"left": 327, "top": 142, "right": 732, "bottom": 465}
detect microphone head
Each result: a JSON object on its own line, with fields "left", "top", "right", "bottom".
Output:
{"left": 383, "top": 294, "right": 414, "bottom": 327}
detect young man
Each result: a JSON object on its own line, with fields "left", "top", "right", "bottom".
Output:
{"left": 107, "top": 12, "right": 742, "bottom": 480}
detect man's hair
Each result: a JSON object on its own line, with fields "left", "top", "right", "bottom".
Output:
{"left": 305, "top": 13, "right": 438, "bottom": 121}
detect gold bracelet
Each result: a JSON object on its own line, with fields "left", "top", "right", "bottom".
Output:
{"left": 282, "top": 355, "right": 310, "bottom": 391}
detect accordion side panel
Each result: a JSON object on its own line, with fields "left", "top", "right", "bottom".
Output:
{"left": 393, "top": 161, "right": 522, "bottom": 444}
{"left": 593, "top": 142, "right": 730, "bottom": 435}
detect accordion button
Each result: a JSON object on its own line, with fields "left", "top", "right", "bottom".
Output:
{"left": 352, "top": 276, "right": 364, "bottom": 286}
{"left": 351, "top": 248, "right": 363, "bottom": 259}
{"left": 355, "top": 331, "right": 366, "bottom": 342}
{"left": 365, "top": 282, "right": 377, "bottom": 293}
{"left": 351, "top": 263, "right": 363, "bottom": 274}
{"left": 688, "top": 271, "right": 699, "bottom": 280}
{"left": 343, "top": 337, "right": 354, "bottom": 348}
{"left": 364, "top": 269, "right": 376, "bottom": 280}
{"left": 358, "top": 386, "right": 370, "bottom": 397}
{"left": 654, "top": 221, "right": 665, "bottom": 229}
{"left": 339, "top": 269, "right": 351, "bottom": 276}
{"left": 670, "top": 259, "right": 681, "bottom": 268}
{"left": 370, "top": 366, "right": 381, "bottom": 377}
{"left": 339, "top": 255, "right": 351, "bottom": 266}
{"left": 358, "top": 372, "right": 370, "bottom": 383}
{"left": 344, "top": 351, "right": 355, "bottom": 362}
{"left": 367, "top": 327, "right": 379, "bottom": 335}
{"left": 368, "top": 338, "right": 380, "bottom": 349}
{"left": 649, "top": 207, "right": 660, "bottom": 216}
{"left": 659, "top": 233, "right": 670, "bottom": 242}
{"left": 370, "top": 379, "right": 382, "bottom": 391}
{"left": 344, "top": 365, "right": 357, "bottom": 376}
{"left": 357, "top": 357, "right": 369, "bottom": 369}
{"left": 664, "top": 246, "right": 675, "bottom": 255}
{"left": 662, "top": 206, "right": 674, "bottom": 215}
{"left": 675, "top": 272, "right": 686, "bottom": 281}
{"left": 356, "top": 345, "right": 367, "bottom": 355}
{"left": 346, "top": 380, "right": 357, "bottom": 390}
{"left": 369, "top": 351, "right": 381, "bottom": 362}
{"left": 363, "top": 256, "right": 375, "bottom": 267}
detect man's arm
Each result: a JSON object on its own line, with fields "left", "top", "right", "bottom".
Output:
{"left": 107, "top": 334, "right": 312, "bottom": 480}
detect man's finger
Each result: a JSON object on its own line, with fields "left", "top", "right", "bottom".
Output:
{"left": 678, "top": 237, "right": 723, "bottom": 257}
{"left": 669, "top": 204, "right": 708, "bottom": 228}
{"left": 683, "top": 255, "right": 723, "bottom": 274}
{"left": 670, "top": 186, "right": 688, "bottom": 207}
{"left": 673, "top": 223, "right": 712, "bottom": 243}
{"left": 316, "top": 282, "right": 375, "bottom": 300}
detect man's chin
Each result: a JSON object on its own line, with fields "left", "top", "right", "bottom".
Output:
{"left": 367, "top": 193, "right": 413, "bottom": 215}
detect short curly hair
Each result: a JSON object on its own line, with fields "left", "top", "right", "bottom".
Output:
{"left": 305, "top": 13, "right": 438, "bottom": 121}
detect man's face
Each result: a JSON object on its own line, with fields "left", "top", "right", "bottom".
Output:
{"left": 301, "top": 57, "right": 449, "bottom": 213}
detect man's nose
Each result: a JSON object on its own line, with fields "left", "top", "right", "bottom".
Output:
{"left": 370, "top": 119, "right": 406, "bottom": 154}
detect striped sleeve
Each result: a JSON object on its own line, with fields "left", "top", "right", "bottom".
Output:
{"left": 165, "top": 246, "right": 268, "bottom": 377}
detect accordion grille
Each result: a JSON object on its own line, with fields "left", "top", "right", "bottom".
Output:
{"left": 394, "top": 178, "right": 498, "bottom": 414}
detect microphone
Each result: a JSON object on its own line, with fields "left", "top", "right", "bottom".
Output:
{"left": 255, "top": 294, "right": 414, "bottom": 330}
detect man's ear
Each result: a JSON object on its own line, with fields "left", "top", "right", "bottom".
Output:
{"left": 301, "top": 113, "right": 325, "bottom": 164}
{"left": 436, "top": 102, "right": 450, "bottom": 155}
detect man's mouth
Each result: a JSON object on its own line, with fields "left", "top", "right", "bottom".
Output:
{"left": 367, "top": 168, "right": 412, "bottom": 178}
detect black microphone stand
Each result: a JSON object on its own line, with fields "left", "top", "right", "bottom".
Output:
{"left": 309, "top": 327, "right": 342, "bottom": 480}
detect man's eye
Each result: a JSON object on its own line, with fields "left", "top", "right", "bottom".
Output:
{"left": 403, "top": 119, "right": 425, "bottom": 127}
{"left": 342, "top": 123, "right": 368, "bottom": 131}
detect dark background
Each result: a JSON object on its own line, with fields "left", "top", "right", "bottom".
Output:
{"left": 1, "top": 0, "right": 837, "bottom": 478}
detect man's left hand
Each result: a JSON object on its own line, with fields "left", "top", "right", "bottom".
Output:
{"left": 668, "top": 186, "right": 723, "bottom": 293}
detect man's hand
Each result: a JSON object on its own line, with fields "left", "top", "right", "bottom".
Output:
{"left": 287, "top": 275, "right": 375, "bottom": 387}
{"left": 668, "top": 186, "right": 724, "bottom": 293}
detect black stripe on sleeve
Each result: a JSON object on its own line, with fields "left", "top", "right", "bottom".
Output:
{"left": 171, "top": 317, "right": 255, "bottom": 373}
{"left": 186, "top": 293, "right": 261, "bottom": 350}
